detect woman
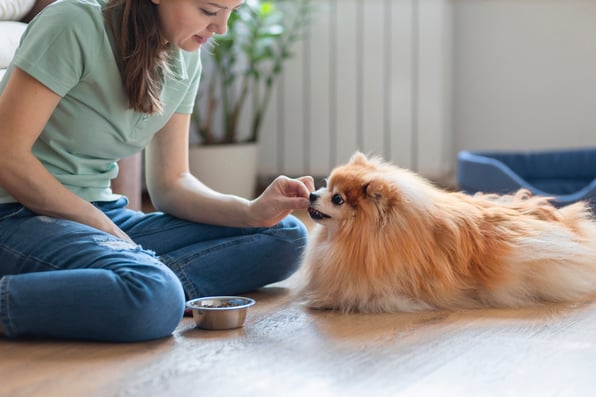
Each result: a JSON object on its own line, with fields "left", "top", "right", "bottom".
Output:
{"left": 0, "top": 0, "right": 313, "bottom": 342}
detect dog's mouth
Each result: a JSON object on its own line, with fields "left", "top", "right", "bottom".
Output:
{"left": 308, "top": 207, "right": 331, "bottom": 220}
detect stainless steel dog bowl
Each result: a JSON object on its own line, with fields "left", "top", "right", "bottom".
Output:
{"left": 186, "top": 296, "right": 256, "bottom": 330}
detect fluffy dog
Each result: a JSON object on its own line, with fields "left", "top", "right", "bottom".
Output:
{"left": 300, "top": 152, "right": 596, "bottom": 312}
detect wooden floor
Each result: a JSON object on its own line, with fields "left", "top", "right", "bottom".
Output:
{"left": 2, "top": 210, "right": 596, "bottom": 397}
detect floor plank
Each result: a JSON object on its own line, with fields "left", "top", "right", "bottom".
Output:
{"left": 2, "top": 274, "right": 596, "bottom": 397}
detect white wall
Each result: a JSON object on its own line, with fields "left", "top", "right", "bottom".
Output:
{"left": 453, "top": 0, "right": 596, "bottom": 155}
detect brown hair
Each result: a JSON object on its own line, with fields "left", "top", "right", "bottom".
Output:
{"left": 104, "top": 0, "right": 170, "bottom": 114}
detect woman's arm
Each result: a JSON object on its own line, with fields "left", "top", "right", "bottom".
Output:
{"left": 0, "top": 68, "right": 131, "bottom": 240}
{"left": 145, "top": 112, "right": 313, "bottom": 227}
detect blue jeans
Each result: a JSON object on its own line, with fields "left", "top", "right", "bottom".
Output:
{"left": 0, "top": 198, "right": 307, "bottom": 342}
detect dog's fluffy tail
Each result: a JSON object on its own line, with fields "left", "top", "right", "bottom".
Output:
{"left": 480, "top": 203, "right": 596, "bottom": 307}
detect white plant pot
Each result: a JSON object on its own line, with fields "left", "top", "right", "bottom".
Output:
{"left": 188, "top": 143, "right": 259, "bottom": 199}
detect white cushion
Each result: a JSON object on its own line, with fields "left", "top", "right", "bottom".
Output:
{"left": 0, "top": 68, "right": 6, "bottom": 82}
{"left": 0, "top": 21, "right": 26, "bottom": 68}
{"left": 0, "top": 0, "right": 35, "bottom": 21}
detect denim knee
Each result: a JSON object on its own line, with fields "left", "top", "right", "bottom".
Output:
{"left": 114, "top": 263, "right": 186, "bottom": 342}
{"left": 275, "top": 215, "right": 309, "bottom": 244}
{"left": 267, "top": 215, "right": 310, "bottom": 278}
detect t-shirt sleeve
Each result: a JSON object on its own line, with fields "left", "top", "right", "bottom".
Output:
{"left": 175, "top": 50, "right": 202, "bottom": 114}
{"left": 11, "top": 2, "right": 100, "bottom": 97}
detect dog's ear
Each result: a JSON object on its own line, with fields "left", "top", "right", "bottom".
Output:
{"left": 362, "top": 180, "right": 386, "bottom": 201}
{"left": 362, "top": 180, "right": 398, "bottom": 228}
{"left": 349, "top": 151, "right": 368, "bottom": 165}
{"left": 363, "top": 179, "right": 400, "bottom": 203}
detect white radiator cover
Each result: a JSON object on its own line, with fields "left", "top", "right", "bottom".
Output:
{"left": 254, "top": 0, "right": 453, "bottom": 180}
{"left": 193, "top": 0, "right": 453, "bottom": 180}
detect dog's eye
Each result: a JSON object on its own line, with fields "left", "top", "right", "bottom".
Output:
{"left": 332, "top": 194, "right": 344, "bottom": 205}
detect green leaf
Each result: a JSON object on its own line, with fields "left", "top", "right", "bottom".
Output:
{"left": 193, "top": 0, "right": 313, "bottom": 144}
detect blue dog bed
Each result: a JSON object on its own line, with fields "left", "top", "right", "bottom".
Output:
{"left": 457, "top": 148, "right": 596, "bottom": 208}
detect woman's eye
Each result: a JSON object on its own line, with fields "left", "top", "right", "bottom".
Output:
{"left": 201, "top": 8, "right": 217, "bottom": 16}
{"left": 332, "top": 194, "right": 344, "bottom": 205}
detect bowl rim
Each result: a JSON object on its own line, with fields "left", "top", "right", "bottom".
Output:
{"left": 185, "top": 296, "right": 256, "bottom": 311}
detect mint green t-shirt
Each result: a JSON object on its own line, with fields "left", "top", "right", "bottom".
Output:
{"left": 0, "top": 0, "right": 202, "bottom": 203}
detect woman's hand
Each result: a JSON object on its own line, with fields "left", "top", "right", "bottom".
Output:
{"left": 91, "top": 208, "right": 134, "bottom": 242}
{"left": 247, "top": 175, "right": 315, "bottom": 227}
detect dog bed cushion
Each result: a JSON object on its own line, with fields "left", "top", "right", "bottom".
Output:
{"left": 457, "top": 148, "right": 596, "bottom": 207}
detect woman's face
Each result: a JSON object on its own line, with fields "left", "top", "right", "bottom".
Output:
{"left": 151, "top": 0, "right": 244, "bottom": 51}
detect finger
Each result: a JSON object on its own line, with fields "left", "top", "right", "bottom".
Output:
{"left": 288, "top": 178, "right": 311, "bottom": 198}
{"left": 119, "top": 231, "right": 134, "bottom": 243}
{"left": 297, "top": 176, "right": 315, "bottom": 192}
{"left": 280, "top": 196, "right": 310, "bottom": 210}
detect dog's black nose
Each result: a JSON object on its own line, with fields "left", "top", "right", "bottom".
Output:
{"left": 309, "top": 192, "right": 318, "bottom": 203}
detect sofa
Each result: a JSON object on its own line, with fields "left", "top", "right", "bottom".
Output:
{"left": 0, "top": 0, "right": 143, "bottom": 210}
{"left": 0, "top": 1, "right": 31, "bottom": 80}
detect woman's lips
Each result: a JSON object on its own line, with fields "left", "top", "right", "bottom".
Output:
{"left": 194, "top": 35, "right": 208, "bottom": 45}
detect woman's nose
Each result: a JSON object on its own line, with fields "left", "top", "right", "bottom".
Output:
{"left": 209, "top": 12, "right": 232, "bottom": 35}
{"left": 208, "top": 23, "right": 226, "bottom": 35}
{"left": 210, "top": 24, "right": 226, "bottom": 35}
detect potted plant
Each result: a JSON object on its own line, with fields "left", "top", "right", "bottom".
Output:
{"left": 189, "top": 0, "right": 312, "bottom": 198}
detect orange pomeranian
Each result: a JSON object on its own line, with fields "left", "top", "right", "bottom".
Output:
{"left": 300, "top": 151, "right": 596, "bottom": 312}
